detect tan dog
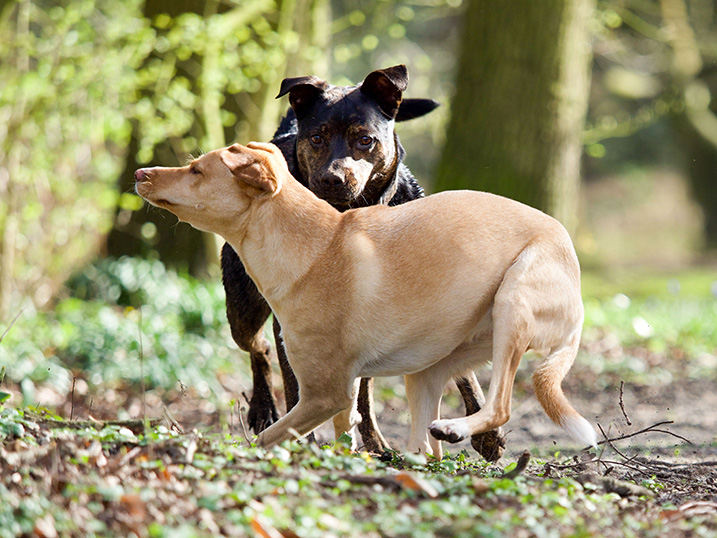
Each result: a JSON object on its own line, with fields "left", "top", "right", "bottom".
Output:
{"left": 135, "top": 142, "right": 597, "bottom": 456}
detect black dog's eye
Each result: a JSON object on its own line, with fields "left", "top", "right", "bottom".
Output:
{"left": 358, "top": 135, "right": 373, "bottom": 147}
{"left": 309, "top": 134, "right": 323, "bottom": 146}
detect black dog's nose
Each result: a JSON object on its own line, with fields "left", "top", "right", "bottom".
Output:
{"left": 319, "top": 173, "right": 343, "bottom": 188}
{"left": 134, "top": 169, "right": 148, "bottom": 182}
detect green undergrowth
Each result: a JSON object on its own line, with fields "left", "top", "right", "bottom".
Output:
{"left": 579, "top": 269, "right": 717, "bottom": 388}
{"left": 0, "top": 257, "right": 246, "bottom": 405}
{"left": 1, "top": 411, "right": 712, "bottom": 538}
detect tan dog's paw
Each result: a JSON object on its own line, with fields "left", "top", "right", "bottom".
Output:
{"left": 429, "top": 419, "right": 470, "bottom": 444}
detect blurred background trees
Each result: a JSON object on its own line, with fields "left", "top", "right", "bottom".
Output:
{"left": 2, "top": 0, "right": 717, "bottom": 321}
{"left": 435, "top": 0, "right": 595, "bottom": 235}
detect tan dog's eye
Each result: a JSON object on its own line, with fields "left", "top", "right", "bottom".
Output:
{"left": 190, "top": 167, "right": 202, "bottom": 175}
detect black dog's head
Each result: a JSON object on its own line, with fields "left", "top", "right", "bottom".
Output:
{"left": 276, "top": 65, "right": 437, "bottom": 208}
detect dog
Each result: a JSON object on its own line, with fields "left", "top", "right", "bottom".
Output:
{"left": 220, "top": 65, "right": 505, "bottom": 459}
{"left": 135, "top": 142, "right": 598, "bottom": 457}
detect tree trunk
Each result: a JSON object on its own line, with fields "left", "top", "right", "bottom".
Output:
{"left": 660, "top": 0, "right": 717, "bottom": 248}
{"left": 435, "top": 0, "right": 595, "bottom": 234}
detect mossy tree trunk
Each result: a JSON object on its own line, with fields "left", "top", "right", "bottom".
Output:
{"left": 435, "top": 0, "right": 595, "bottom": 234}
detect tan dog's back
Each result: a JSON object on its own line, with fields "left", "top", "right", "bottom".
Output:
{"left": 297, "top": 191, "right": 582, "bottom": 375}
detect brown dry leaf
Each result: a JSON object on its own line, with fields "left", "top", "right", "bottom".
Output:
{"left": 120, "top": 494, "right": 147, "bottom": 521}
{"left": 250, "top": 516, "right": 285, "bottom": 538}
{"left": 33, "top": 514, "right": 57, "bottom": 538}
{"left": 394, "top": 471, "right": 439, "bottom": 498}
{"left": 159, "top": 467, "right": 172, "bottom": 481}
{"left": 472, "top": 477, "right": 490, "bottom": 495}
{"left": 661, "top": 501, "right": 717, "bottom": 521}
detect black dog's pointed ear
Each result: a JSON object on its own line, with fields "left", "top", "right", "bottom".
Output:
{"left": 276, "top": 75, "right": 328, "bottom": 119}
{"left": 395, "top": 98, "right": 440, "bottom": 122}
{"left": 360, "top": 65, "right": 409, "bottom": 119}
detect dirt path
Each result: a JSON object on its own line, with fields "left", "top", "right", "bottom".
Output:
{"left": 369, "top": 377, "right": 717, "bottom": 459}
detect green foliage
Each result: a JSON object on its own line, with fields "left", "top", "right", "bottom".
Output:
{"left": 580, "top": 270, "right": 717, "bottom": 387}
{"left": 0, "top": 412, "right": 704, "bottom": 537}
{"left": 131, "top": 0, "right": 292, "bottom": 162}
{"left": 0, "top": 0, "right": 315, "bottom": 314}
{"left": 0, "top": 366, "right": 9, "bottom": 406}
{"left": 0, "top": 0, "right": 151, "bottom": 311}
{"left": 0, "top": 257, "right": 247, "bottom": 401}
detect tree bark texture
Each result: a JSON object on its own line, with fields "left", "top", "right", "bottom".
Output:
{"left": 435, "top": 0, "right": 595, "bottom": 234}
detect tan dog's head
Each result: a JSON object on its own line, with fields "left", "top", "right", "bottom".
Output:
{"left": 135, "top": 142, "right": 288, "bottom": 235}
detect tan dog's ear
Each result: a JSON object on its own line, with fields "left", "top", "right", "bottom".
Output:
{"left": 246, "top": 142, "right": 290, "bottom": 174}
{"left": 220, "top": 144, "right": 278, "bottom": 194}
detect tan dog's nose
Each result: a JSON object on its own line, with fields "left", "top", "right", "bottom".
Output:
{"left": 134, "top": 169, "right": 149, "bottom": 182}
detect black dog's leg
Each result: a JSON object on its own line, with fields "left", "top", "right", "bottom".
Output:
{"left": 272, "top": 316, "right": 317, "bottom": 443}
{"left": 221, "top": 243, "right": 278, "bottom": 434}
{"left": 357, "top": 377, "right": 391, "bottom": 453}
{"left": 455, "top": 373, "right": 506, "bottom": 461}
{"left": 271, "top": 315, "right": 299, "bottom": 411}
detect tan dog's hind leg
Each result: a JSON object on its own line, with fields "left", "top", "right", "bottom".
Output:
{"left": 430, "top": 244, "right": 597, "bottom": 448}
{"left": 430, "top": 246, "right": 538, "bottom": 443}
{"left": 405, "top": 371, "right": 446, "bottom": 458}
{"left": 429, "top": 301, "right": 531, "bottom": 444}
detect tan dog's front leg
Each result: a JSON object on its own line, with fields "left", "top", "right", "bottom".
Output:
{"left": 332, "top": 378, "right": 362, "bottom": 448}
{"left": 258, "top": 375, "right": 356, "bottom": 448}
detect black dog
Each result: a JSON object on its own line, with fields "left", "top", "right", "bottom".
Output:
{"left": 221, "top": 65, "right": 505, "bottom": 459}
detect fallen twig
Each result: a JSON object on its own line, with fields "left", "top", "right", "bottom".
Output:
{"left": 619, "top": 381, "right": 632, "bottom": 426}
{"left": 597, "top": 420, "right": 692, "bottom": 446}
{"left": 0, "top": 308, "right": 24, "bottom": 344}
{"left": 32, "top": 416, "right": 162, "bottom": 434}
{"left": 70, "top": 377, "right": 77, "bottom": 421}
{"left": 502, "top": 450, "right": 531, "bottom": 479}
{"left": 163, "top": 405, "right": 184, "bottom": 434}
{"left": 576, "top": 472, "right": 653, "bottom": 498}
{"left": 238, "top": 405, "right": 251, "bottom": 444}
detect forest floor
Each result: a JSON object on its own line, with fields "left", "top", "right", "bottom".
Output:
{"left": 3, "top": 359, "right": 717, "bottom": 538}
{"left": 28, "top": 341, "right": 717, "bottom": 507}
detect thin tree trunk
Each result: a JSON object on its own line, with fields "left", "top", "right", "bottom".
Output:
{"left": 435, "top": 0, "right": 594, "bottom": 234}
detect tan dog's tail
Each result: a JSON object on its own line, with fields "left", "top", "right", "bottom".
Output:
{"left": 532, "top": 333, "right": 597, "bottom": 448}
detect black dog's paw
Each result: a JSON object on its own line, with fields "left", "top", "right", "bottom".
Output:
{"left": 247, "top": 399, "right": 279, "bottom": 434}
{"left": 470, "top": 428, "right": 507, "bottom": 462}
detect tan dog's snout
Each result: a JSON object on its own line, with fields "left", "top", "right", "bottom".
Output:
{"left": 134, "top": 169, "right": 150, "bottom": 182}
